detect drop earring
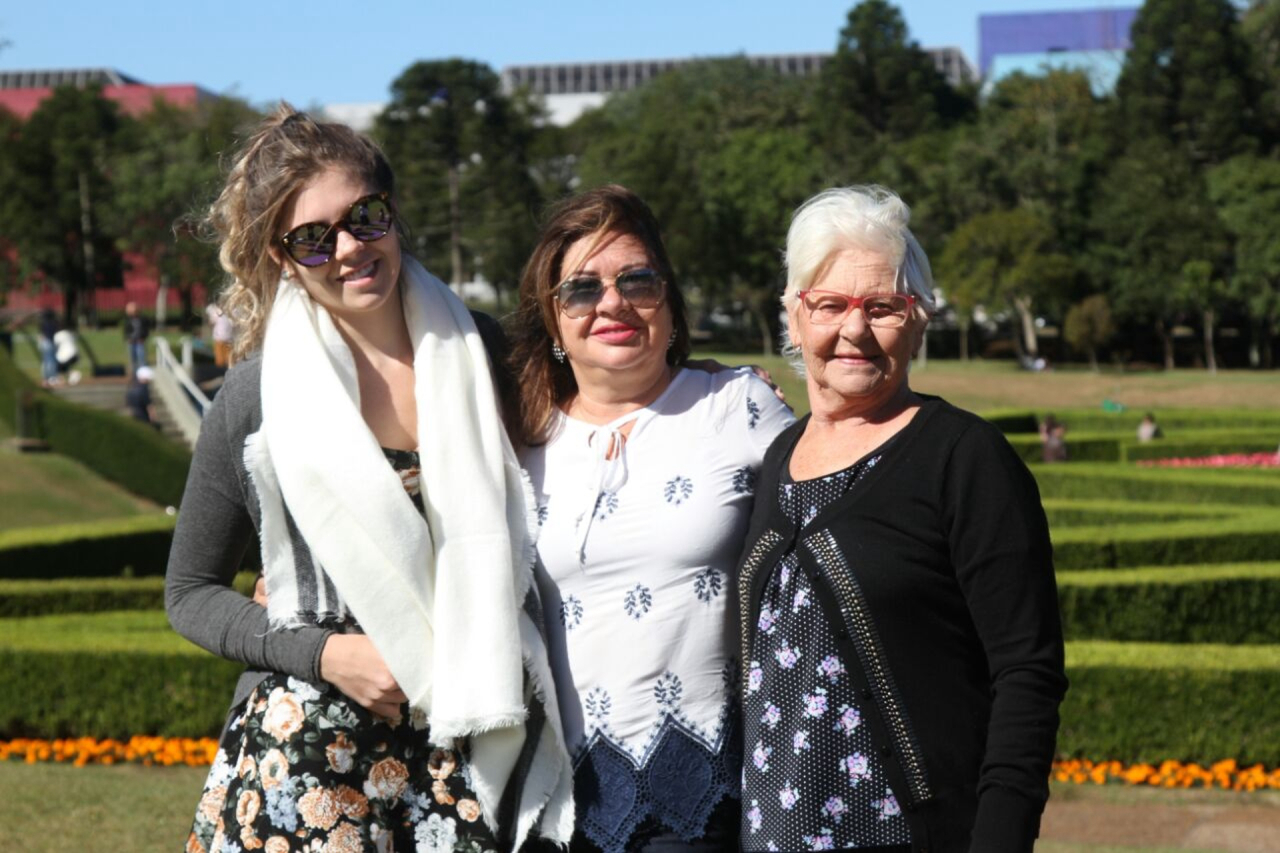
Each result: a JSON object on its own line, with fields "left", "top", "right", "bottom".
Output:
{"left": 667, "top": 330, "right": 677, "bottom": 351}
{"left": 552, "top": 342, "right": 566, "bottom": 363}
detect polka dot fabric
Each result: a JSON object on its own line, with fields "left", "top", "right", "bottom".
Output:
{"left": 741, "top": 454, "right": 912, "bottom": 852}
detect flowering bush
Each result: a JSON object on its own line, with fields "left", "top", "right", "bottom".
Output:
{"left": 1138, "top": 452, "right": 1280, "bottom": 469}
{"left": 4, "top": 737, "right": 1278, "bottom": 792}
{"left": 0, "top": 736, "right": 217, "bottom": 767}
{"left": 1053, "top": 758, "right": 1280, "bottom": 791}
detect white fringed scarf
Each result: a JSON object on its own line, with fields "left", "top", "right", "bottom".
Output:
{"left": 245, "top": 257, "right": 573, "bottom": 847}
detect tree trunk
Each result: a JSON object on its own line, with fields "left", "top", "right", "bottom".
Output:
{"left": 78, "top": 170, "right": 98, "bottom": 328}
{"left": 958, "top": 316, "right": 970, "bottom": 362}
{"left": 447, "top": 163, "right": 464, "bottom": 289}
{"left": 1155, "top": 318, "right": 1175, "bottom": 370}
{"left": 1087, "top": 346, "right": 1099, "bottom": 373}
{"left": 1014, "top": 296, "right": 1038, "bottom": 357}
{"left": 1202, "top": 308, "right": 1217, "bottom": 374}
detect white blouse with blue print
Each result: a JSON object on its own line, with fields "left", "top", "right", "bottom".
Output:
{"left": 521, "top": 367, "right": 793, "bottom": 853}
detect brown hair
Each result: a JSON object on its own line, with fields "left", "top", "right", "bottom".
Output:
{"left": 507, "top": 185, "right": 691, "bottom": 446}
{"left": 204, "top": 103, "right": 397, "bottom": 360}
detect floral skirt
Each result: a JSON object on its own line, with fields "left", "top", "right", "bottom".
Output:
{"left": 186, "top": 672, "right": 501, "bottom": 853}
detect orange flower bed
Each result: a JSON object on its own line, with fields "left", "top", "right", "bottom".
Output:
{"left": 2, "top": 738, "right": 1278, "bottom": 791}
{"left": 1053, "top": 758, "right": 1280, "bottom": 791}
{"left": 0, "top": 736, "right": 218, "bottom": 768}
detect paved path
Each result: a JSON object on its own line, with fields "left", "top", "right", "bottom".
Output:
{"left": 1040, "top": 787, "right": 1280, "bottom": 852}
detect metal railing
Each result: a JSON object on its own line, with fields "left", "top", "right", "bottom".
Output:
{"left": 153, "top": 337, "right": 211, "bottom": 446}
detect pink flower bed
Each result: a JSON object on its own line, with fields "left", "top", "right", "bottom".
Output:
{"left": 1139, "top": 452, "right": 1280, "bottom": 469}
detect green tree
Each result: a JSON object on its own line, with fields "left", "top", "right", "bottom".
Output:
{"left": 1178, "top": 260, "right": 1228, "bottom": 372}
{"left": 376, "top": 59, "right": 542, "bottom": 300}
{"left": 980, "top": 70, "right": 1108, "bottom": 249}
{"left": 574, "top": 58, "right": 820, "bottom": 351}
{"left": 111, "top": 96, "right": 258, "bottom": 329}
{"left": 1063, "top": 294, "right": 1115, "bottom": 371}
{"left": 1090, "top": 140, "right": 1230, "bottom": 369}
{"left": 5, "top": 85, "right": 127, "bottom": 326}
{"left": 1242, "top": 0, "right": 1280, "bottom": 146}
{"left": 1207, "top": 153, "right": 1280, "bottom": 367}
{"left": 936, "top": 208, "right": 1074, "bottom": 360}
{"left": 818, "top": 0, "right": 974, "bottom": 177}
{"left": 1115, "top": 0, "right": 1259, "bottom": 165}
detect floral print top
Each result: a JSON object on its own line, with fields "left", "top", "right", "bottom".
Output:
{"left": 741, "top": 452, "right": 912, "bottom": 852}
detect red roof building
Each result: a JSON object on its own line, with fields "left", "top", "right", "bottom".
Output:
{"left": 0, "top": 68, "right": 214, "bottom": 119}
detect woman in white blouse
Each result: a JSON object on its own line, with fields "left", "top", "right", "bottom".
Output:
{"left": 509, "top": 185, "right": 793, "bottom": 853}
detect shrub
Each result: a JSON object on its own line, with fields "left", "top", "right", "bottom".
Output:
{"left": 0, "top": 649, "right": 241, "bottom": 739}
{"left": 0, "top": 572, "right": 257, "bottom": 617}
{"left": 1059, "top": 642, "right": 1280, "bottom": 767}
{"left": 1032, "top": 464, "right": 1280, "bottom": 506}
{"left": 0, "top": 346, "right": 191, "bottom": 506}
{"left": 1058, "top": 564, "right": 1280, "bottom": 643}
{"left": 1052, "top": 510, "right": 1280, "bottom": 569}
{"left": 0, "top": 516, "right": 176, "bottom": 580}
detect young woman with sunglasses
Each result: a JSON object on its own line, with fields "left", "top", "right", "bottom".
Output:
{"left": 508, "top": 186, "right": 794, "bottom": 853}
{"left": 166, "top": 106, "right": 573, "bottom": 853}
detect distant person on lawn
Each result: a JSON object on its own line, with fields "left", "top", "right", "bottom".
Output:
{"left": 122, "top": 301, "right": 150, "bottom": 375}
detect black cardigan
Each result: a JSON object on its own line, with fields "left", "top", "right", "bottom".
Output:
{"left": 735, "top": 396, "right": 1067, "bottom": 853}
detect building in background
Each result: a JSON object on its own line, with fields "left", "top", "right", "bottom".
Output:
{"left": 0, "top": 67, "right": 214, "bottom": 119}
{"left": 979, "top": 7, "right": 1139, "bottom": 93}
{"left": 501, "top": 48, "right": 977, "bottom": 125}
{"left": 0, "top": 68, "right": 215, "bottom": 316}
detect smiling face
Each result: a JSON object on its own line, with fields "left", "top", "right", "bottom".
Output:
{"left": 555, "top": 230, "right": 673, "bottom": 380}
{"left": 275, "top": 166, "right": 402, "bottom": 325}
{"left": 789, "top": 247, "right": 926, "bottom": 416}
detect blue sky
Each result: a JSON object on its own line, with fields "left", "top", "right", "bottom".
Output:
{"left": 1, "top": 1, "right": 1135, "bottom": 108}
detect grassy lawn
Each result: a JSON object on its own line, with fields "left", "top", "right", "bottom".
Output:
{"left": 0, "top": 761, "right": 206, "bottom": 853}
{"left": 7, "top": 327, "right": 190, "bottom": 381}
{"left": 0, "top": 763, "right": 1273, "bottom": 853}
{"left": 0, "top": 450, "right": 159, "bottom": 531}
{"left": 693, "top": 351, "right": 1280, "bottom": 417}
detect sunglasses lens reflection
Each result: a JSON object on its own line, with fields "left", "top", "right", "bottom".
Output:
{"left": 559, "top": 271, "right": 663, "bottom": 318}
{"left": 283, "top": 194, "right": 394, "bottom": 267}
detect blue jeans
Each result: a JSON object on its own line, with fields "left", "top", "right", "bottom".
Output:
{"left": 128, "top": 340, "right": 147, "bottom": 374}
{"left": 38, "top": 337, "right": 57, "bottom": 383}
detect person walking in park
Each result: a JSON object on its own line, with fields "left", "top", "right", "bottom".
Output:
{"left": 508, "top": 185, "right": 794, "bottom": 853}
{"left": 122, "top": 301, "right": 151, "bottom": 375}
{"left": 205, "top": 301, "right": 234, "bottom": 368}
{"left": 736, "top": 187, "right": 1067, "bottom": 853}
{"left": 165, "top": 106, "right": 573, "bottom": 853}
{"left": 37, "top": 308, "right": 59, "bottom": 387}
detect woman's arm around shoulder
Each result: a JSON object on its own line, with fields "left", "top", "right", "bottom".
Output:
{"left": 164, "top": 359, "right": 333, "bottom": 683}
{"left": 940, "top": 411, "right": 1068, "bottom": 851}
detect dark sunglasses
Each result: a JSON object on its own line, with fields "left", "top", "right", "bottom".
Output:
{"left": 279, "top": 192, "right": 394, "bottom": 267}
{"left": 555, "top": 268, "right": 665, "bottom": 318}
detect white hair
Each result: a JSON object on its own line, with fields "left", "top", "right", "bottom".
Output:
{"left": 779, "top": 186, "right": 936, "bottom": 366}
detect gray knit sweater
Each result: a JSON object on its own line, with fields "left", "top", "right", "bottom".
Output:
{"left": 164, "top": 355, "right": 334, "bottom": 715}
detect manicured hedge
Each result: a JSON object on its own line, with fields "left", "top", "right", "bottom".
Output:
{"left": 5, "top": 631, "right": 1277, "bottom": 768}
{"left": 1031, "top": 463, "right": 1280, "bottom": 506}
{"left": 1052, "top": 510, "right": 1280, "bottom": 570}
{"left": 1058, "top": 564, "right": 1280, "bottom": 643}
{"left": 1058, "top": 642, "right": 1280, "bottom": 767}
{"left": 985, "top": 408, "right": 1280, "bottom": 435}
{"left": 0, "top": 346, "right": 191, "bottom": 506}
{"left": 0, "top": 572, "right": 258, "bottom": 617}
{"left": 1042, "top": 499, "right": 1226, "bottom": 529}
{"left": 1122, "top": 436, "right": 1280, "bottom": 462}
{"left": 0, "top": 516, "right": 176, "bottom": 579}
{"left": 0, "top": 649, "right": 241, "bottom": 738}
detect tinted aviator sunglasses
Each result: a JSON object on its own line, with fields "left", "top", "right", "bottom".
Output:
{"left": 555, "top": 268, "right": 666, "bottom": 318}
{"left": 279, "top": 192, "right": 394, "bottom": 267}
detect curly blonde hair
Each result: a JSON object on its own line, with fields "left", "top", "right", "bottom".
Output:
{"left": 205, "top": 104, "right": 397, "bottom": 360}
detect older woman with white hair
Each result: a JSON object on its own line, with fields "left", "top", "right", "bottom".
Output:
{"left": 735, "top": 186, "right": 1067, "bottom": 853}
